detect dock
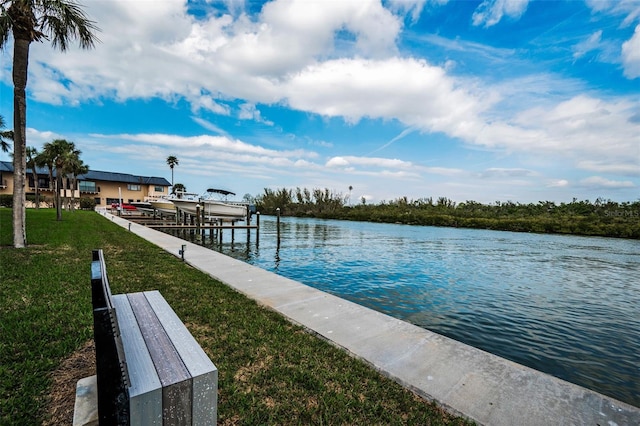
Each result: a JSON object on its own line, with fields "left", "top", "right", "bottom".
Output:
{"left": 146, "top": 224, "right": 258, "bottom": 229}
{"left": 121, "top": 213, "right": 259, "bottom": 230}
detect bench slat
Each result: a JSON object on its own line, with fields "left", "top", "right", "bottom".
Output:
{"left": 144, "top": 290, "right": 218, "bottom": 424}
{"left": 127, "top": 292, "right": 193, "bottom": 425}
{"left": 112, "top": 294, "right": 162, "bottom": 426}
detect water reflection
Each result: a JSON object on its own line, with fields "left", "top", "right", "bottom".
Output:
{"left": 163, "top": 216, "right": 640, "bottom": 407}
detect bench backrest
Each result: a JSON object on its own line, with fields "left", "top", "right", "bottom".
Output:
{"left": 91, "top": 249, "right": 130, "bottom": 425}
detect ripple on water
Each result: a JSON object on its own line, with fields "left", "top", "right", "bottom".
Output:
{"left": 169, "top": 217, "right": 640, "bottom": 407}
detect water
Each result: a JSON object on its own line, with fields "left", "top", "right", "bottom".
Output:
{"left": 169, "top": 216, "right": 640, "bottom": 407}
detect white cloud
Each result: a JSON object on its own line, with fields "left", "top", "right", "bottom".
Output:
{"left": 218, "top": 0, "right": 247, "bottom": 18}
{"left": 479, "top": 168, "right": 536, "bottom": 178}
{"left": 548, "top": 179, "right": 569, "bottom": 188}
{"left": 284, "top": 57, "right": 489, "bottom": 134}
{"left": 472, "top": 0, "right": 530, "bottom": 28}
{"left": 26, "top": 0, "right": 404, "bottom": 107}
{"left": 423, "top": 166, "right": 467, "bottom": 177}
{"left": 583, "top": 1, "right": 640, "bottom": 78}
{"left": 79, "top": 130, "right": 328, "bottom": 188}
{"left": 325, "top": 157, "right": 350, "bottom": 168}
{"left": 622, "top": 25, "right": 640, "bottom": 79}
{"left": 26, "top": 128, "right": 64, "bottom": 146}
{"left": 191, "top": 117, "right": 229, "bottom": 136}
{"left": 91, "top": 133, "right": 316, "bottom": 159}
{"left": 573, "top": 30, "right": 603, "bottom": 60}
{"left": 386, "top": 0, "right": 449, "bottom": 23}
{"left": 585, "top": 0, "right": 640, "bottom": 27}
{"left": 497, "top": 95, "right": 640, "bottom": 168}
{"left": 326, "top": 156, "right": 412, "bottom": 169}
{"left": 191, "top": 96, "right": 230, "bottom": 115}
{"left": 580, "top": 176, "right": 635, "bottom": 189}
{"left": 171, "top": 0, "right": 402, "bottom": 90}
{"left": 238, "top": 103, "right": 274, "bottom": 125}
{"left": 577, "top": 160, "right": 640, "bottom": 176}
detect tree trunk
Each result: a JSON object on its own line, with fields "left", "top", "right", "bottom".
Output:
{"left": 56, "top": 172, "right": 63, "bottom": 221}
{"left": 47, "top": 165, "right": 54, "bottom": 191}
{"left": 35, "top": 176, "right": 40, "bottom": 209}
{"left": 70, "top": 176, "right": 76, "bottom": 212}
{"left": 12, "top": 38, "right": 30, "bottom": 248}
{"left": 31, "top": 169, "right": 40, "bottom": 209}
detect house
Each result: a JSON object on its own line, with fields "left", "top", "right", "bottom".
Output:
{"left": 0, "top": 160, "right": 171, "bottom": 207}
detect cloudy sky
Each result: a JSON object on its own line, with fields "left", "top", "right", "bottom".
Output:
{"left": 1, "top": 0, "right": 639, "bottom": 204}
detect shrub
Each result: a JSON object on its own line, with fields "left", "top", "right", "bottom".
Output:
{"left": 79, "top": 197, "right": 96, "bottom": 210}
{"left": 0, "top": 194, "right": 12, "bottom": 208}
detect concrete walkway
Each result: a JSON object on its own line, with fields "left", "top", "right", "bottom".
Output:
{"left": 103, "top": 211, "right": 640, "bottom": 425}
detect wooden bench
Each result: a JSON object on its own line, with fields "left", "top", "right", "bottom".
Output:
{"left": 89, "top": 249, "right": 217, "bottom": 425}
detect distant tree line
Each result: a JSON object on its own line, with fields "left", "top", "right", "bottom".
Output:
{"left": 255, "top": 188, "right": 640, "bottom": 239}
{"left": 255, "top": 187, "right": 346, "bottom": 216}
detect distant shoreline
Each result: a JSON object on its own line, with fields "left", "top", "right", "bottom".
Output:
{"left": 315, "top": 211, "right": 640, "bottom": 239}
{"left": 254, "top": 188, "right": 640, "bottom": 240}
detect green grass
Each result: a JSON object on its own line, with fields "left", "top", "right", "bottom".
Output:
{"left": 0, "top": 208, "right": 472, "bottom": 425}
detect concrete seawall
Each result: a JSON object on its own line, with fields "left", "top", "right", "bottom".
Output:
{"left": 102, "top": 210, "right": 640, "bottom": 425}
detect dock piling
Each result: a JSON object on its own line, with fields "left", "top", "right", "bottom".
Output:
{"left": 276, "top": 208, "right": 281, "bottom": 248}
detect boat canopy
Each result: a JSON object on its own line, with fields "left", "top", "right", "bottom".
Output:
{"left": 206, "top": 188, "right": 236, "bottom": 196}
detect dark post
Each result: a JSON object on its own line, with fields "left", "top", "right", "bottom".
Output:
{"left": 276, "top": 208, "right": 281, "bottom": 248}
{"left": 256, "top": 212, "right": 260, "bottom": 246}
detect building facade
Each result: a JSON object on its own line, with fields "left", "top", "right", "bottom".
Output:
{"left": 0, "top": 160, "right": 171, "bottom": 207}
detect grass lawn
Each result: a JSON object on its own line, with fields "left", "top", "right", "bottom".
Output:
{"left": 0, "top": 208, "right": 471, "bottom": 425}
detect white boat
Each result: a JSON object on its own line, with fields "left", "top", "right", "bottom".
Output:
{"left": 149, "top": 192, "right": 199, "bottom": 215}
{"left": 129, "top": 201, "right": 154, "bottom": 214}
{"left": 149, "top": 198, "right": 176, "bottom": 215}
{"left": 171, "top": 188, "right": 248, "bottom": 220}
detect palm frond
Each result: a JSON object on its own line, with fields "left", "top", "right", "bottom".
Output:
{"left": 0, "top": 11, "right": 13, "bottom": 48}
{"left": 38, "top": 0, "right": 99, "bottom": 50}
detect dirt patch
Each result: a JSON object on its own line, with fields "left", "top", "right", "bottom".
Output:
{"left": 42, "top": 340, "right": 96, "bottom": 426}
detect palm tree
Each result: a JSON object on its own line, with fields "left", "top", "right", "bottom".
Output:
{"left": 63, "top": 153, "right": 88, "bottom": 212}
{"left": 38, "top": 146, "right": 55, "bottom": 192}
{"left": 0, "top": 114, "right": 13, "bottom": 153}
{"left": 42, "top": 139, "right": 79, "bottom": 220}
{"left": 0, "top": 0, "right": 99, "bottom": 247}
{"left": 166, "top": 155, "right": 178, "bottom": 187}
{"left": 172, "top": 182, "right": 186, "bottom": 195}
{"left": 25, "top": 146, "right": 40, "bottom": 208}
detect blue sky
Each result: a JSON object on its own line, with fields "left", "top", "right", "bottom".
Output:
{"left": 1, "top": 0, "right": 639, "bottom": 204}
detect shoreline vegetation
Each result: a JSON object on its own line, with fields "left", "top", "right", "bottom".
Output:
{"left": 0, "top": 208, "right": 471, "bottom": 425}
{"left": 255, "top": 188, "right": 640, "bottom": 239}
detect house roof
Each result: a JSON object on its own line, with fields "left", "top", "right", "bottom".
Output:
{"left": 0, "top": 160, "right": 170, "bottom": 186}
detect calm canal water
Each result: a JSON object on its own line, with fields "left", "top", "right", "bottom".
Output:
{"left": 168, "top": 216, "right": 640, "bottom": 407}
